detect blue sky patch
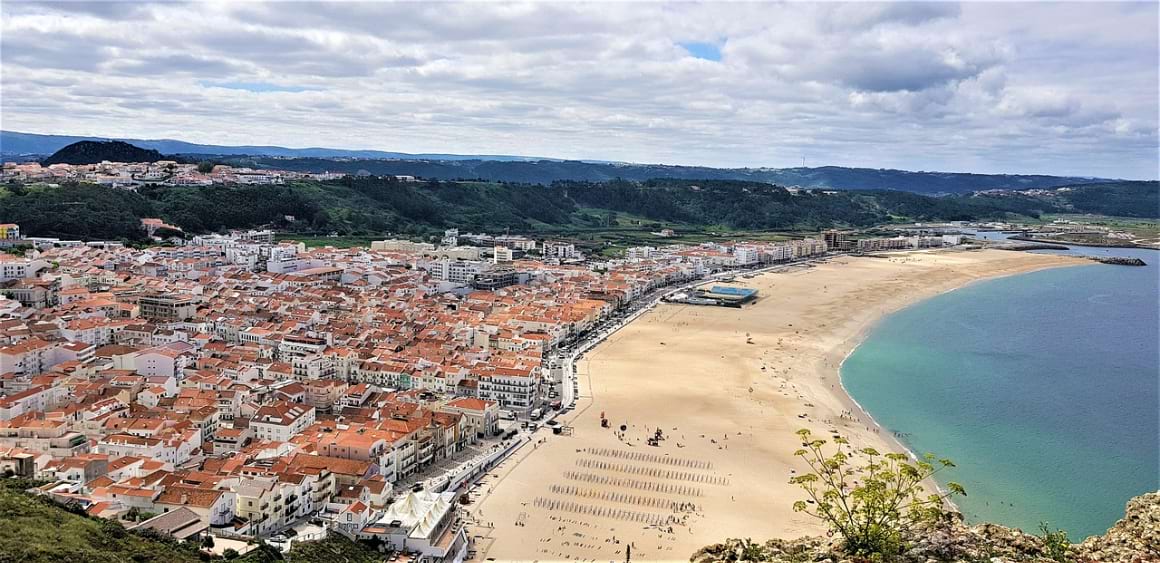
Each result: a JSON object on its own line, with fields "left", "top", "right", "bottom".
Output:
{"left": 201, "top": 81, "right": 312, "bottom": 93}
{"left": 680, "top": 41, "right": 722, "bottom": 62}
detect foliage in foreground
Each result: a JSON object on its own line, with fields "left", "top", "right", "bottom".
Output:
{"left": 0, "top": 480, "right": 380, "bottom": 563}
{"left": 285, "top": 533, "right": 386, "bottom": 563}
{"left": 789, "top": 428, "right": 965, "bottom": 558}
{"left": 0, "top": 481, "right": 203, "bottom": 563}
{"left": 692, "top": 435, "right": 1160, "bottom": 562}
{"left": 1039, "top": 522, "right": 1071, "bottom": 563}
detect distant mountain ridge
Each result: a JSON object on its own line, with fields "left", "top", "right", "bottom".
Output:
{"left": 0, "top": 130, "right": 547, "bottom": 162}
{"left": 2, "top": 130, "right": 1121, "bottom": 194}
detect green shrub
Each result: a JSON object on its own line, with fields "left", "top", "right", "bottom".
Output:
{"left": 789, "top": 428, "right": 965, "bottom": 557}
{"left": 1039, "top": 522, "right": 1070, "bottom": 562}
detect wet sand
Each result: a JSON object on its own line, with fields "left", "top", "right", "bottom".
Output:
{"left": 466, "top": 249, "right": 1085, "bottom": 562}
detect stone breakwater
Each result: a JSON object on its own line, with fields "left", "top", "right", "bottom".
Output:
{"left": 1089, "top": 256, "right": 1147, "bottom": 266}
{"left": 690, "top": 491, "right": 1159, "bottom": 563}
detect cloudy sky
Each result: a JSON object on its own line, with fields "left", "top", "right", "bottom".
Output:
{"left": 2, "top": 1, "right": 1157, "bottom": 178}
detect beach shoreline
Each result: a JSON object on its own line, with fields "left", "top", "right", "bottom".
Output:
{"left": 465, "top": 249, "right": 1088, "bottom": 562}
{"left": 827, "top": 255, "right": 1090, "bottom": 504}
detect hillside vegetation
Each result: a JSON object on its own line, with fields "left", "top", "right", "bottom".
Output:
{"left": 0, "top": 481, "right": 380, "bottom": 563}
{"left": 0, "top": 481, "right": 202, "bottom": 563}
{"left": 1051, "top": 181, "right": 1160, "bottom": 218}
{"left": 1, "top": 177, "right": 1155, "bottom": 242}
{"left": 41, "top": 140, "right": 165, "bottom": 166}
{"left": 222, "top": 155, "right": 1118, "bottom": 194}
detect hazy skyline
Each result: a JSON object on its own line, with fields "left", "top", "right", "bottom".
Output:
{"left": 2, "top": 1, "right": 1157, "bottom": 179}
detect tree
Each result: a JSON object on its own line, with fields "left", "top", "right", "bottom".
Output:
{"left": 789, "top": 428, "right": 965, "bottom": 557}
{"left": 202, "top": 535, "right": 215, "bottom": 549}
{"left": 222, "top": 548, "right": 239, "bottom": 560}
{"left": 197, "top": 161, "right": 215, "bottom": 174}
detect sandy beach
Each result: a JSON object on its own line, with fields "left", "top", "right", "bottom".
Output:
{"left": 466, "top": 249, "right": 1086, "bottom": 562}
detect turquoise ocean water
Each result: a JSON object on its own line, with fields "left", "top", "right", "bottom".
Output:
{"left": 841, "top": 242, "right": 1159, "bottom": 539}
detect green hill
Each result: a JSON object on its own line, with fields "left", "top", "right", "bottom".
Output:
{"left": 41, "top": 140, "right": 165, "bottom": 166}
{"left": 223, "top": 155, "right": 1120, "bottom": 194}
{"left": 1, "top": 177, "right": 1155, "bottom": 242}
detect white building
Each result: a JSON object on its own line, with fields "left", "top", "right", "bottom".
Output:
{"left": 477, "top": 369, "right": 539, "bottom": 415}
{"left": 624, "top": 246, "right": 657, "bottom": 260}
{"left": 250, "top": 402, "right": 316, "bottom": 442}
{"left": 361, "top": 491, "right": 468, "bottom": 562}
{"left": 426, "top": 259, "right": 490, "bottom": 285}
{"left": 493, "top": 246, "right": 514, "bottom": 263}
{"left": 542, "top": 241, "right": 578, "bottom": 261}
{"left": 371, "top": 239, "right": 435, "bottom": 253}
{"left": 0, "top": 339, "right": 62, "bottom": 376}
{"left": 733, "top": 246, "right": 760, "bottom": 266}
{"left": 441, "top": 229, "right": 459, "bottom": 247}
{"left": 0, "top": 256, "right": 48, "bottom": 281}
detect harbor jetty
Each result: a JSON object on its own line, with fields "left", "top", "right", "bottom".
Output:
{"left": 1089, "top": 256, "right": 1147, "bottom": 266}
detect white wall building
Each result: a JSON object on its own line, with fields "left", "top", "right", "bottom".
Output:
{"left": 251, "top": 403, "right": 316, "bottom": 442}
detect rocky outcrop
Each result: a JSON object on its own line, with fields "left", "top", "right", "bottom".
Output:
{"left": 691, "top": 492, "right": 1158, "bottom": 563}
{"left": 1073, "top": 492, "right": 1159, "bottom": 562}
{"left": 1087, "top": 256, "right": 1147, "bottom": 266}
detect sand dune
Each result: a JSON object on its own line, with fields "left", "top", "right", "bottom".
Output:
{"left": 466, "top": 249, "right": 1085, "bottom": 562}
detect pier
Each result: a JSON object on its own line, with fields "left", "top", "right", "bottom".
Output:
{"left": 1088, "top": 256, "right": 1147, "bottom": 266}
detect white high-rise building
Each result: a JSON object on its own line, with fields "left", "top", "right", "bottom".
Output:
{"left": 733, "top": 246, "right": 759, "bottom": 266}
{"left": 493, "top": 246, "right": 514, "bottom": 263}
{"left": 542, "top": 241, "right": 578, "bottom": 260}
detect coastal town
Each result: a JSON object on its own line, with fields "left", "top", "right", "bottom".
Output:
{"left": 2, "top": 2, "right": 1155, "bottom": 559}
{"left": 1, "top": 159, "right": 1153, "bottom": 563}
{"left": 0, "top": 156, "right": 1147, "bottom": 560}
{"left": 0, "top": 202, "right": 867, "bottom": 560}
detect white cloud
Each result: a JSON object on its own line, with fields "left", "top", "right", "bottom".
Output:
{"left": 0, "top": 1, "right": 1156, "bottom": 179}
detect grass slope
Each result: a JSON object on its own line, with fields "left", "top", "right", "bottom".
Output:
{"left": 0, "top": 481, "right": 385, "bottom": 563}
{"left": 0, "top": 483, "right": 201, "bottom": 563}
